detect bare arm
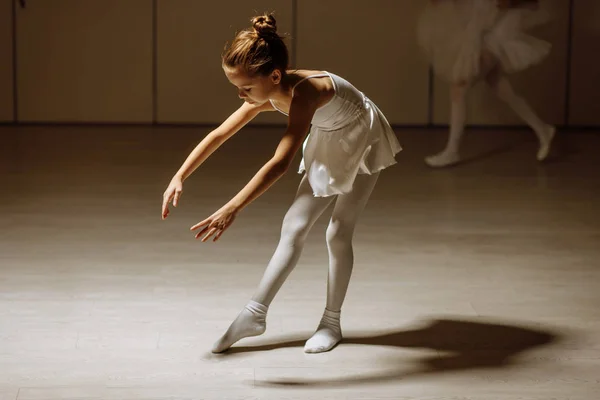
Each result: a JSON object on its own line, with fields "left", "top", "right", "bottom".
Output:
{"left": 161, "top": 100, "right": 272, "bottom": 219}
{"left": 174, "top": 101, "right": 272, "bottom": 182}
{"left": 191, "top": 84, "right": 319, "bottom": 241}
{"left": 228, "top": 91, "right": 317, "bottom": 211}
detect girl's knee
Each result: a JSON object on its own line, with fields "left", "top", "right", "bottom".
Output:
{"left": 281, "top": 215, "right": 312, "bottom": 245}
{"left": 325, "top": 220, "right": 353, "bottom": 248}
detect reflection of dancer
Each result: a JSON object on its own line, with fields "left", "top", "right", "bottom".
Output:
{"left": 161, "top": 14, "right": 401, "bottom": 354}
{"left": 418, "top": 0, "right": 556, "bottom": 167}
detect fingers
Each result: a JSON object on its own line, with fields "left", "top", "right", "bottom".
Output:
{"left": 190, "top": 218, "right": 211, "bottom": 231}
{"left": 190, "top": 211, "right": 236, "bottom": 242}
{"left": 173, "top": 189, "right": 182, "bottom": 207}
{"left": 213, "top": 226, "right": 226, "bottom": 242}
{"left": 202, "top": 224, "right": 228, "bottom": 242}
{"left": 191, "top": 218, "right": 215, "bottom": 240}
{"left": 195, "top": 223, "right": 217, "bottom": 242}
{"left": 162, "top": 183, "right": 182, "bottom": 219}
{"left": 194, "top": 224, "right": 211, "bottom": 239}
{"left": 201, "top": 227, "right": 219, "bottom": 242}
{"left": 192, "top": 220, "right": 228, "bottom": 242}
{"left": 161, "top": 191, "right": 173, "bottom": 220}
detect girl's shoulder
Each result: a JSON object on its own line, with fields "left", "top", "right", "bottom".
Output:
{"left": 287, "top": 69, "right": 336, "bottom": 111}
{"left": 288, "top": 69, "right": 333, "bottom": 82}
{"left": 288, "top": 69, "right": 335, "bottom": 96}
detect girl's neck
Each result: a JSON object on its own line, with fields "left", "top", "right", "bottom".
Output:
{"left": 269, "top": 72, "right": 296, "bottom": 103}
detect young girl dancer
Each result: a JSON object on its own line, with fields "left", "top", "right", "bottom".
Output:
{"left": 418, "top": 0, "right": 556, "bottom": 167}
{"left": 161, "top": 14, "right": 401, "bottom": 353}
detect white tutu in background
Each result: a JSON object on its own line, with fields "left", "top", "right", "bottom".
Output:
{"left": 417, "top": 0, "right": 552, "bottom": 82}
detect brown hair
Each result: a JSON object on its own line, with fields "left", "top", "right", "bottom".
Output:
{"left": 222, "top": 14, "right": 289, "bottom": 77}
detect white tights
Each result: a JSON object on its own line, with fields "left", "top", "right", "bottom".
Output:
{"left": 212, "top": 172, "right": 379, "bottom": 353}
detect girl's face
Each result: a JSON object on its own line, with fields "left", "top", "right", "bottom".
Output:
{"left": 223, "top": 66, "right": 282, "bottom": 105}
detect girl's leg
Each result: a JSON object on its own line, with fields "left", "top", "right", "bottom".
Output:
{"left": 212, "top": 175, "right": 334, "bottom": 353}
{"left": 484, "top": 65, "right": 555, "bottom": 161}
{"left": 251, "top": 175, "right": 335, "bottom": 306}
{"left": 304, "top": 172, "right": 380, "bottom": 353}
{"left": 425, "top": 80, "right": 470, "bottom": 167}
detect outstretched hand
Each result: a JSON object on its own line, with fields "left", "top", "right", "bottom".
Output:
{"left": 190, "top": 205, "right": 238, "bottom": 242}
{"left": 162, "top": 177, "right": 183, "bottom": 220}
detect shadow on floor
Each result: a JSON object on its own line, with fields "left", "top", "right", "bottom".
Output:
{"left": 218, "top": 317, "right": 561, "bottom": 388}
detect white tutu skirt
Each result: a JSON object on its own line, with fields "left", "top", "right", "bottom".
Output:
{"left": 298, "top": 99, "right": 401, "bottom": 198}
{"left": 417, "top": 0, "right": 552, "bottom": 82}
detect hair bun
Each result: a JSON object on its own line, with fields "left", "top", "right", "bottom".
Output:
{"left": 252, "top": 14, "right": 277, "bottom": 38}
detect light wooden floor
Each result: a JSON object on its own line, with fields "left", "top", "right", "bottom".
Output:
{"left": 1, "top": 125, "right": 599, "bottom": 399}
